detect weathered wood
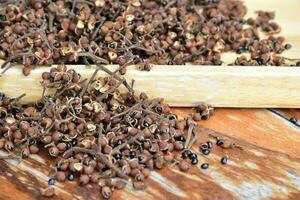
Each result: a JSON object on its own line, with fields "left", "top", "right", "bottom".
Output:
{"left": 2, "top": 64, "right": 300, "bottom": 108}
{"left": 1, "top": 0, "right": 300, "bottom": 199}
{"left": 1, "top": 108, "right": 300, "bottom": 200}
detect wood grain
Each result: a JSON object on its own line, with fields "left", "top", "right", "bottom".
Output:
{"left": 1, "top": 108, "right": 300, "bottom": 200}
{"left": 1, "top": 0, "right": 300, "bottom": 107}
{"left": 2, "top": 64, "right": 300, "bottom": 108}
{"left": 1, "top": 0, "right": 300, "bottom": 199}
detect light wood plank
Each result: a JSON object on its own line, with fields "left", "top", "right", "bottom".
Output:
{"left": 0, "top": 0, "right": 299, "bottom": 107}
{"left": 1, "top": 64, "right": 300, "bottom": 107}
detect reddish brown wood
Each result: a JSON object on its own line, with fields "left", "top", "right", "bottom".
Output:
{"left": 1, "top": 108, "right": 299, "bottom": 200}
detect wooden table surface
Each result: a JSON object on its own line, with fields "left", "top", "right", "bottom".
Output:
{"left": 1, "top": 108, "right": 300, "bottom": 200}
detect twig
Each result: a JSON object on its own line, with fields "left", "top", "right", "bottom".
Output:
{"left": 77, "top": 52, "right": 109, "bottom": 65}
{"left": 97, "top": 123, "right": 104, "bottom": 153}
{"left": 111, "top": 102, "right": 142, "bottom": 119}
{"left": 63, "top": 147, "right": 127, "bottom": 179}
{"left": 112, "top": 131, "right": 144, "bottom": 154}
{"left": 91, "top": 17, "right": 105, "bottom": 40}
{"left": 184, "top": 122, "right": 196, "bottom": 149}
{"left": 48, "top": 13, "right": 54, "bottom": 32}
{"left": 164, "top": 0, "right": 177, "bottom": 9}
{"left": 10, "top": 93, "right": 26, "bottom": 105}
{"left": 79, "top": 69, "right": 99, "bottom": 97}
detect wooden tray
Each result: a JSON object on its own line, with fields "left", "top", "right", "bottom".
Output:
{"left": 0, "top": 0, "right": 300, "bottom": 108}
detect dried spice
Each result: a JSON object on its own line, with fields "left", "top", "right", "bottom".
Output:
{"left": 0, "top": 0, "right": 299, "bottom": 76}
{"left": 0, "top": 64, "right": 225, "bottom": 198}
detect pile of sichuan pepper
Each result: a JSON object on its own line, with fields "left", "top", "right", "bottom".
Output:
{"left": 0, "top": 0, "right": 299, "bottom": 76}
{"left": 0, "top": 65, "right": 214, "bottom": 198}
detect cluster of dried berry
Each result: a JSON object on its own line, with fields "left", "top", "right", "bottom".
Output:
{"left": 0, "top": 0, "right": 298, "bottom": 76}
{"left": 0, "top": 64, "right": 216, "bottom": 198}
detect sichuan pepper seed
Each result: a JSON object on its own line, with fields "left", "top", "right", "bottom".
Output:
{"left": 0, "top": 65, "right": 220, "bottom": 199}
{"left": 0, "top": 0, "right": 298, "bottom": 77}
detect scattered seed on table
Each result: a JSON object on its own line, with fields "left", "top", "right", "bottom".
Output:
{"left": 216, "top": 139, "right": 224, "bottom": 146}
{"left": 284, "top": 43, "right": 292, "bottom": 49}
{"left": 201, "top": 163, "right": 209, "bottom": 170}
{"left": 189, "top": 153, "right": 198, "bottom": 160}
{"left": 67, "top": 173, "right": 75, "bottom": 181}
{"left": 207, "top": 141, "right": 213, "bottom": 149}
{"left": 221, "top": 156, "right": 228, "bottom": 165}
{"left": 182, "top": 150, "right": 192, "bottom": 159}
{"left": 289, "top": 117, "right": 298, "bottom": 124}
{"left": 202, "top": 149, "right": 210, "bottom": 156}
{"left": 48, "top": 178, "right": 56, "bottom": 185}
{"left": 191, "top": 158, "right": 198, "bottom": 165}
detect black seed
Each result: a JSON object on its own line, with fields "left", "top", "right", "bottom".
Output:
{"left": 236, "top": 48, "right": 243, "bottom": 54}
{"left": 114, "top": 153, "right": 122, "bottom": 160}
{"left": 138, "top": 155, "right": 145, "bottom": 162}
{"left": 135, "top": 174, "right": 143, "bottom": 181}
{"left": 108, "top": 43, "right": 115, "bottom": 48}
{"left": 221, "top": 156, "right": 228, "bottom": 165}
{"left": 207, "top": 141, "right": 213, "bottom": 149}
{"left": 138, "top": 35, "right": 144, "bottom": 41}
{"left": 85, "top": 28, "right": 91, "bottom": 33}
{"left": 289, "top": 117, "right": 297, "bottom": 124}
{"left": 116, "top": 139, "right": 123, "bottom": 146}
{"left": 29, "top": 139, "right": 36, "bottom": 146}
{"left": 256, "top": 58, "right": 264, "bottom": 65}
{"left": 284, "top": 43, "right": 292, "bottom": 50}
{"left": 67, "top": 173, "right": 75, "bottom": 181}
{"left": 296, "top": 61, "right": 300, "bottom": 66}
{"left": 72, "top": 139, "right": 78, "bottom": 146}
{"left": 129, "top": 151, "right": 136, "bottom": 159}
{"left": 142, "top": 121, "right": 150, "bottom": 128}
{"left": 201, "top": 144, "right": 208, "bottom": 149}
{"left": 202, "top": 148, "right": 210, "bottom": 156}
{"left": 168, "top": 114, "right": 177, "bottom": 120}
{"left": 48, "top": 178, "right": 56, "bottom": 185}
{"left": 53, "top": 20, "right": 60, "bottom": 27}
{"left": 175, "top": 135, "right": 185, "bottom": 142}
{"left": 181, "top": 150, "right": 192, "bottom": 159}
{"left": 150, "top": 31, "right": 156, "bottom": 37}
{"left": 244, "top": 44, "right": 250, "bottom": 51}
{"left": 155, "top": 106, "right": 163, "bottom": 113}
{"left": 0, "top": 14, "right": 7, "bottom": 21}
{"left": 61, "top": 135, "right": 67, "bottom": 141}
{"left": 191, "top": 158, "right": 198, "bottom": 165}
{"left": 201, "top": 163, "right": 209, "bottom": 169}
{"left": 240, "top": 19, "right": 247, "bottom": 24}
{"left": 102, "top": 165, "right": 109, "bottom": 171}
{"left": 0, "top": 92, "right": 5, "bottom": 100}
{"left": 189, "top": 153, "right": 197, "bottom": 160}
{"left": 168, "top": 60, "right": 174, "bottom": 65}
{"left": 216, "top": 139, "right": 224, "bottom": 146}
{"left": 53, "top": 41, "right": 60, "bottom": 48}
{"left": 186, "top": 5, "right": 194, "bottom": 12}
{"left": 201, "top": 115, "right": 209, "bottom": 120}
